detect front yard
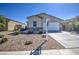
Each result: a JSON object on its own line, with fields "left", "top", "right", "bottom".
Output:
{"left": 0, "top": 31, "right": 65, "bottom": 51}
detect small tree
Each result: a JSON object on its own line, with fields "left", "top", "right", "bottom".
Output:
{"left": 0, "top": 15, "right": 8, "bottom": 29}
{"left": 0, "top": 23, "right": 5, "bottom": 28}
{"left": 0, "top": 15, "right": 8, "bottom": 24}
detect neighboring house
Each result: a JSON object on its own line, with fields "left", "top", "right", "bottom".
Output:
{"left": 27, "top": 13, "right": 64, "bottom": 32}
{"left": 0, "top": 17, "right": 26, "bottom": 31}
{"left": 62, "top": 20, "right": 73, "bottom": 31}
{"left": 63, "top": 16, "right": 79, "bottom": 31}
{"left": 7, "top": 19, "right": 26, "bottom": 31}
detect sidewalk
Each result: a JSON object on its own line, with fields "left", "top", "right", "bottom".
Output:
{"left": 41, "top": 48, "right": 79, "bottom": 55}
{"left": 0, "top": 51, "right": 30, "bottom": 55}
{"left": 0, "top": 48, "right": 79, "bottom": 55}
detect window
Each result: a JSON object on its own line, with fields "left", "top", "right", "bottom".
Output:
{"left": 33, "top": 21, "right": 37, "bottom": 27}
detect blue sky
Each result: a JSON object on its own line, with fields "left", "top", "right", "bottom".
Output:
{"left": 0, "top": 3, "right": 79, "bottom": 23}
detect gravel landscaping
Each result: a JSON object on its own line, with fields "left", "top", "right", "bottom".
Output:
{"left": 0, "top": 31, "right": 65, "bottom": 51}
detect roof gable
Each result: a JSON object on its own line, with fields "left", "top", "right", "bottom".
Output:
{"left": 66, "top": 15, "right": 79, "bottom": 22}
{"left": 27, "top": 13, "right": 64, "bottom": 22}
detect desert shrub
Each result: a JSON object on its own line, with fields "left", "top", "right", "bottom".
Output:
{"left": 42, "top": 35, "right": 46, "bottom": 38}
{"left": 13, "top": 29, "right": 20, "bottom": 35}
{"left": 0, "top": 38, "right": 8, "bottom": 44}
{"left": 27, "top": 29, "right": 33, "bottom": 34}
{"left": 24, "top": 40, "right": 32, "bottom": 45}
{"left": 15, "top": 30, "right": 20, "bottom": 34}
{"left": 0, "top": 35, "right": 4, "bottom": 38}
{"left": 20, "top": 28, "right": 25, "bottom": 31}
{"left": 38, "top": 31, "right": 43, "bottom": 34}
{"left": 13, "top": 32, "right": 19, "bottom": 35}
{"left": 2, "top": 38, "right": 8, "bottom": 42}
{"left": 25, "top": 26, "right": 28, "bottom": 30}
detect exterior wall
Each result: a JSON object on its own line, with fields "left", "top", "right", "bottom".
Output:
{"left": 0, "top": 19, "right": 25, "bottom": 31}
{"left": 28, "top": 16, "right": 42, "bottom": 28}
{"left": 8, "top": 21, "right": 22, "bottom": 31}
{"left": 28, "top": 15, "right": 63, "bottom": 28}
{"left": 27, "top": 15, "right": 63, "bottom": 31}
{"left": 62, "top": 22, "right": 73, "bottom": 31}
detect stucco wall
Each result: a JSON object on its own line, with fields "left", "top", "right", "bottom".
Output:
{"left": 62, "top": 22, "right": 73, "bottom": 31}
{"left": 27, "top": 15, "right": 63, "bottom": 29}
{"left": 28, "top": 16, "right": 42, "bottom": 28}
{"left": 8, "top": 21, "right": 22, "bottom": 31}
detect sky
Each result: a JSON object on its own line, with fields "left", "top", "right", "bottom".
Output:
{"left": 0, "top": 3, "right": 79, "bottom": 23}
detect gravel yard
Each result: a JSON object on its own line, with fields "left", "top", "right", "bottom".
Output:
{"left": 0, "top": 31, "right": 65, "bottom": 51}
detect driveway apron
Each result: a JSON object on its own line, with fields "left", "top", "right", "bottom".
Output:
{"left": 49, "top": 31, "right": 79, "bottom": 48}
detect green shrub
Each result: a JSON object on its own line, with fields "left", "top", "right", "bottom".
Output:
{"left": 38, "top": 31, "right": 43, "bottom": 34}
{"left": 42, "top": 35, "right": 46, "bottom": 38}
{"left": 13, "top": 29, "right": 20, "bottom": 35}
{"left": 73, "top": 21, "right": 79, "bottom": 31}
{"left": 2, "top": 38, "right": 8, "bottom": 42}
{"left": 24, "top": 40, "right": 32, "bottom": 45}
{"left": 14, "top": 31, "right": 20, "bottom": 35}
{"left": 0, "top": 35, "right": 4, "bottom": 38}
{"left": 0, "top": 23, "right": 5, "bottom": 28}
{"left": 25, "top": 26, "right": 28, "bottom": 30}
{"left": 27, "top": 29, "right": 33, "bottom": 34}
{"left": 0, "top": 38, "right": 8, "bottom": 44}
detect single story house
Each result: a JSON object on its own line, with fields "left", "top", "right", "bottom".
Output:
{"left": 27, "top": 13, "right": 65, "bottom": 32}
{"left": 63, "top": 15, "right": 79, "bottom": 31}
{"left": 27, "top": 13, "right": 76, "bottom": 32}
{"left": 0, "top": 17, "right": 26, "bottom": 31}
{"left": 7, "top": 19, "right": 26, "bottom": 31}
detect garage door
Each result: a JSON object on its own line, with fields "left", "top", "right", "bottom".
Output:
{"left": 43, "top": 22, "right": 60, "bottom": 32}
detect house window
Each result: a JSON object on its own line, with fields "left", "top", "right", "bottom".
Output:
{"left": 33, "top": 21, "right": 37, "bottom": 27}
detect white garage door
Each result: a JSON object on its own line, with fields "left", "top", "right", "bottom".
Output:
{"left": 43, "top": 22, "right": 60, "bottom": 32}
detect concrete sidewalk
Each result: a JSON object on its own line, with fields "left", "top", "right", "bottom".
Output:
{"left": 0, "top": 51, "right": 30, "bottom": 55}
{"left": 0, "top": 48, "right": 79, "bottom": 55}
{"left": 41, "top": 48, "right": 79, "bottom": 55}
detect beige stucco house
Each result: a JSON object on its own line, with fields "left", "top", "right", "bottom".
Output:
{"left": 62, "top": 21, "right": 73, "bottom": 31}
{"left": 63, "top": 16, "right": 79, "bottom": 31}
{"left": 0, "top": 17, "right": 26, "bottom": 31}
{"left": 7, "top": 19, "right": 26, "bottom": 31}
{"left": 27, "top": 13, "right": 65, "bottom": 32}
{"left": 27, "top": 13, "right": 75, "bottom": 32}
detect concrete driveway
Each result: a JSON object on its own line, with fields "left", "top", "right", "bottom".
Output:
{"left": 49, "top": 31, "right": 79, "bottom": 48}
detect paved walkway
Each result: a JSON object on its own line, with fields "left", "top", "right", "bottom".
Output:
{"left": 41, "top": 48, "right": 79, "bottom": 55}
{"left": 49, "top": 31, "right": 79, "bottom": 48}
{"left": 0, "top": 51, "right": 30, "bottom": 55}
{"left": 0, "top": 48, "right": 79, "bottom": 55}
